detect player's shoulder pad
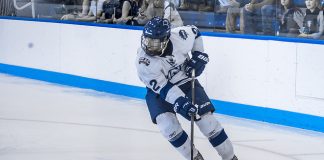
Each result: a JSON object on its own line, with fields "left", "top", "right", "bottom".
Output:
{"left": 172, "top": 25, "right": 201, "bottom": 41}
{"left": 185, "top": 25, "right": 201, "bottom": 39}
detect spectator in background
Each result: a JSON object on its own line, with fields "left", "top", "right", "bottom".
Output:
{"left": 225, "top": 0, "right": 250, "bottom": 33}
{"left": 80, "top": 0, "right": 91, "bottom": 16}
{"left": 98, "top": 0, "right": 123, "bottom": 23}
{"left": 133, "top": 0, "right": 183, "bottom": 27}
{"left": 199, "top": 0, "right": 215, "bottom": 11}
{"left": 167, "top": 0, "right": 181, "bottom": 7}
{"left": 260, "top": 0, "right": 282, "bottom": 35}
{"left": 0, "top": 0, "right": 16, "bottom": 16}
{"left": 241, "top": 0, "right": 278, "bottom": 35}
{"left": 276, "top": 0, "right": 304, "bottom": 37}
{"left": 76, "top": 0, "right": 106, "bottom": 21}
{"left": 113, "top": 0, "right": 142, "bottom": 25}
{"left": 61, "top": 0, "right": 91, "bottom": 20}
{"left": 61, "top": 0, "right": 83, "bottom": 14}
{"left": 298, "top": 0, "right": 324, "bottom": 39}
{"left": 134, "top": 0, "right": 164, "bottom": 25}
{"left": 178, "top": 0, "right": 203, "bottom": 10}
{"left": 179, "top": 0, "right": 190, "bottom": 10}
{"left": 177, "top": 0, "right": 222, "bottom": 11}
{"left": 164, "top": 0, "right": 183, "bottom": 27}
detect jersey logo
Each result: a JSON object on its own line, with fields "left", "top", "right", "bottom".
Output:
{"left": 167, "top": 65, "right": 182, "bottom": 80}
{"left": 139, "top": 57, "right": 150, "bottom": 66}
{"left": 191, "top": 27, "right": 197, "bottom": 35}
{"left": 179, "top": 30, "right": 188, "bottom": 40}
{"left": 165, "top": 55, "right": 176, "bottom": 66}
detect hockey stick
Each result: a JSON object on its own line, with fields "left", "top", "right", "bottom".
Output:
{"left": 190, "top": 69, "right": 195, "bottom": 160}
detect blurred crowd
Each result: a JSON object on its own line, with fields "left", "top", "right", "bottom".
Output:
{"left": 1, "top": 0, "right": 323, "bottom": 39}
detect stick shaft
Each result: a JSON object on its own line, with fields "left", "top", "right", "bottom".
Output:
{"left": 190, "top": 69, "right": 195, "bottom": 160}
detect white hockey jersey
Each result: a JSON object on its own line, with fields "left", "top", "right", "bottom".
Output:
{"left": 136, "top": 25, "right": 204, "bottom": 104}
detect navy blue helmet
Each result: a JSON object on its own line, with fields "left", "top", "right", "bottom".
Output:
{"left": 141, "top": 17, "right": 171, "bottom": 56}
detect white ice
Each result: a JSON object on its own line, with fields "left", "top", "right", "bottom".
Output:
{"left": 0, "top": 73, "right": 324, "bottom": 160}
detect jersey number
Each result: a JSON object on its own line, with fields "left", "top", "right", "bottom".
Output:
{"left": 150, "top": 80, "right": 160, "bottom": 91}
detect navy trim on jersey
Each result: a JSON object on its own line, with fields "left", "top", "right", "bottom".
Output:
{"left": 160, "top": 81, "right": 174, "bottom": 100}
{"left": 195, "top": 29, "right": 201, "bottom": 39}
{"left": 209, "top": 129, "right": 228, "bottom": 147}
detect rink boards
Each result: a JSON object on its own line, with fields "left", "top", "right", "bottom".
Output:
{"left": 0, "top": 17, "right": 324, "bottom": 132}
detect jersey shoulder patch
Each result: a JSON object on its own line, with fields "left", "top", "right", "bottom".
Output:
{"left": 179, "top": 29, "right": 188, "bottom": 40}
{"left": 188, "top": 25, "right": 200, "bottom": 38}
{"left": 173, "top": 25, "right": 200, "bottom": 41}
{"left": 138, "top": 57, "right": 150, "bottom": 66}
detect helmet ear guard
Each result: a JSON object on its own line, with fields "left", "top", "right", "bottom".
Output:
{"left": 141, "top": 17, "right": 171, "bottom": 56}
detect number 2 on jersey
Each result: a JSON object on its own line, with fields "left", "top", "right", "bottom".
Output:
{"left": 149, "top": 80, "right": 160, "bottom": 91}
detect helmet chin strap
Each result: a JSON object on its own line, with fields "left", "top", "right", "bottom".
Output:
{"left": 159, "top": 39, "right": 170, "bottom": 57}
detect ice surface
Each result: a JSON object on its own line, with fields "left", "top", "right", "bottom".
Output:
{"left": 0, "top": 73, "right": 323, "bottom": 160}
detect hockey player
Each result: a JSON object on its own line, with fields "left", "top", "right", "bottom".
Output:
{"left": 136, "top": 17, "right": 238, "bottom": 160}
